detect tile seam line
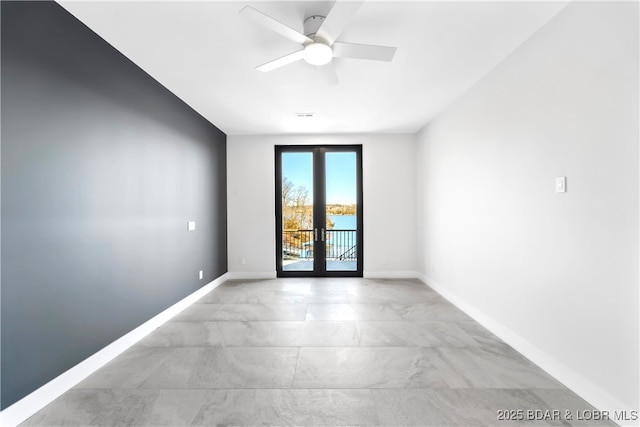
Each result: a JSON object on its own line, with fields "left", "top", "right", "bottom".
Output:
{"left": 291, "top": 346, "right": 302, "bottom": 389}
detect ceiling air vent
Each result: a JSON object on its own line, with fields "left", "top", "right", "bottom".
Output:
{"left": 296, "top": 112, "right": 314, "bottom": 118}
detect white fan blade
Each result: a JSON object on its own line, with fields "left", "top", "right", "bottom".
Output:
{"left": 317, "top": 63, "right": 339, "bottom": 85}
{"left": 316, "top": 1, "right": 364, "bottom": 45}
{"left": 240, "top": 6, "right": 312, "bottom": 45}
{"left": 332, "top": 41, "right": 396, "bottom": 62}
{"left": 256, "top": 49, "right": 305, "bottom": 72}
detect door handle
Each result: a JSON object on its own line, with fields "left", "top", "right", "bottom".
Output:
{"left": 314, "top": 228, "right": 318, "bottom": 242}
{"left": 321, "top": 228, "right": 325, "bottom": 242}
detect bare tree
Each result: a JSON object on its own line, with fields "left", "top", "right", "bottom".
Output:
{"left": 282, "top": 177, "right": 311, "bottom": 230}
{"left": 281, "top": 177, "right": 337, "bottom": 231}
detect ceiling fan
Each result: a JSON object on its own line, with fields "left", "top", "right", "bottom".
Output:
{"left": 239, "top": 1, "right": 396, "bottom": 78}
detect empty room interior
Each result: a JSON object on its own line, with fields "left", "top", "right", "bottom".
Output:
{"left": 1, "top": 0, "right": 638, "bottom": 426}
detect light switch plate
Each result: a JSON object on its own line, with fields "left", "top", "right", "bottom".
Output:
{"left": 187, "top": 221, "right": 196, "bottom": 231}
{"left": 199, "top": 270, "right": 203, "bottom": 280}
{"left": 555, "top": 177, "right": 566, "bottom": 193}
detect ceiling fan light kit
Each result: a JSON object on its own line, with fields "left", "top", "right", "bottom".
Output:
{"left": 240, "top": 1, "right": 396, "bottom": 82}
{"left": 304, "top": 42, "right": 332, "bottom": 66}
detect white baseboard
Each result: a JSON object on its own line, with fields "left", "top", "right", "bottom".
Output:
{"left": 364, "top": 270, "right": 421, "bottom": 279}
{"left": 418, "top": 273, "right": 637, "bottom": 426}
{"left": 226, "top": 271, "right": 277, "bottom": 280}
{"left": 0, "top": 273, "right": 229, "bottom": 427}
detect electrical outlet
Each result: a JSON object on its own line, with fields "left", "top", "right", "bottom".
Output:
{"left": 240, "top": 257, "right": 246, "bottom": 266}
{"left": 555, "top": 177, "right": 567, "bottom": 193}
{"left": 187, "top": 221, "right": 196, "bottom": 231}
{"left": 199, "top": 270, "right": 203, "bottom": 280}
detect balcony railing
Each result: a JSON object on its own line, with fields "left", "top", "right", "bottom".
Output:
{"left": 282, "top": 229, "right": 357, "bottom": 260}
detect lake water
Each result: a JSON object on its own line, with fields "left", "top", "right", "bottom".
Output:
{"left": 329, "top": 215, "right": 357, "bottom": 230}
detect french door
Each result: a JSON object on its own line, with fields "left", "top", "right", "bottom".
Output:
{"left": 275, "top": 145, "right": 363, "bottom": 277}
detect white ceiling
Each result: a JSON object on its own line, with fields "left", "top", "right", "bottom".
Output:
{"left": 58, "top": 1, "right": 568, "bottom": 135}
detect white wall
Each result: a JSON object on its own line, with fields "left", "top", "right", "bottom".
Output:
{"left": 227, "top": 134, "right": 417, "bottom": 278}
{"left": 416, "top": 0, "right": 638, "bottom": 414}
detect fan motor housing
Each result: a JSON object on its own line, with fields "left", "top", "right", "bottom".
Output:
{"left": 304, "top": 15, "right": 325, "bottom": 40}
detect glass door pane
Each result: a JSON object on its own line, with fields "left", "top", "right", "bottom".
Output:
{"left": 281, "top": 152, "right": 314, "bottom": 272}
{"left": 325, "top": 151, "right": 358, "bottom": 271}
{"left": 276, "top": 145, "right": 362, "bottom": 277}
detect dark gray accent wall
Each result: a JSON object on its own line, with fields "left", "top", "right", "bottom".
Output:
{"left": 1, "top": 1, "right": 227, "bottom": 409}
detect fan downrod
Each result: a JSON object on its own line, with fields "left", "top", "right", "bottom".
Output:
{"left": 303, "top": 15, "right": 326, "bottom": 40}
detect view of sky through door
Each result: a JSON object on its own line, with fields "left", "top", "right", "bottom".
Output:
{"left": 325, "top": 152, "right": 357, "bottom": 271}
{"left": 282, "top": 153, "right": 356, "bottom": 204}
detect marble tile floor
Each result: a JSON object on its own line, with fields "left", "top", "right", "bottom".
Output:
{"left": 22, "top": 278, "right": 616, "bottom": 426}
